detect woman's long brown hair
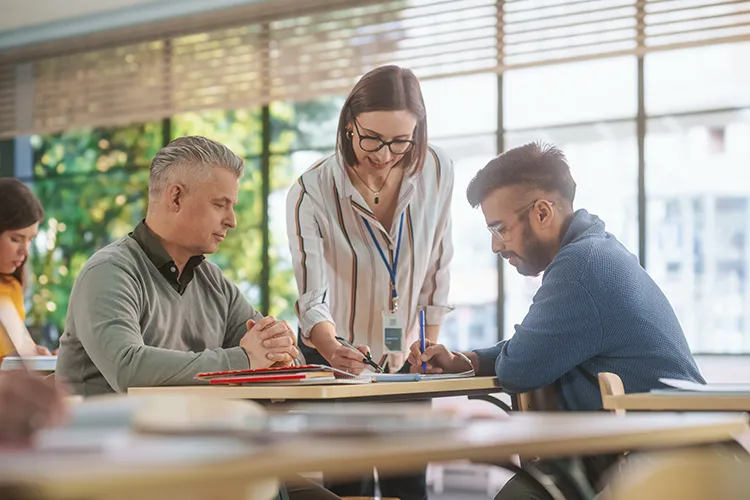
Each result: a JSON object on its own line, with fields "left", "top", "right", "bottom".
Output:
{"left": 0, "top": 178, "right": 44, "bottom": 289}
{"left": 337, "top": 65, "right": 428, "bottom": 176}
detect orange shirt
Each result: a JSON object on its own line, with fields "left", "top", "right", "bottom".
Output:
{"left": 0, "top": 275, "right": 25, "bottom": 357}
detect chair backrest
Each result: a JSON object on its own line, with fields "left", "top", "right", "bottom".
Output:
{"left": 517, "top": 383, "right": 560, "bottom": 412}
{"left": 598, "top": 372, "right": 625, "bottom": 416}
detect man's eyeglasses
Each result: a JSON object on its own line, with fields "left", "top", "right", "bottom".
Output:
{"left": 487, "top": 199, "right": 555, "bottom": 242}
{"left": 352, "top": 119, "right": 416, "bottom": 155}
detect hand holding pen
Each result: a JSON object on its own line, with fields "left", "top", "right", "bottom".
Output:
{"left": 332, "top": 336, "right": 384, "bottom": 374}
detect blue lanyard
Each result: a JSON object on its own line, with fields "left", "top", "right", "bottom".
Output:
{"left": 362, "top": 212, "right": 405, "bottom": 310}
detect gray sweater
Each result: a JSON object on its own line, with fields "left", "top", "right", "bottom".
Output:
{"left": 57, "top": 234, "right": 260, "bottom": 396}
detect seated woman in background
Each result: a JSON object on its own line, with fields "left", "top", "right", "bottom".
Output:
{"left": 0, "top": 178, "right": 52, "bottom": 357}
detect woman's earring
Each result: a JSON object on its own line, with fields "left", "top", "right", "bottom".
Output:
{"left": 346, "top": 130, "right": 354, "bottom": 139}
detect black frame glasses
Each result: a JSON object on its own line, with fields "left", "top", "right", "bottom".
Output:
{"left": 487, "top": 200, "right": 555, "bottom": 242}
{"left": 351, "top": 118, "right": 416, "bottom": 155}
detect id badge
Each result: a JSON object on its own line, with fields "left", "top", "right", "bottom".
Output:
{"left": 382, "top": 311, "right": 405, "bottom": 353}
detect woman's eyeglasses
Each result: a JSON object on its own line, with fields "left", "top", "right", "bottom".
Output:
{"left": 352, "top": 119, "right": 416, "bottom": 155}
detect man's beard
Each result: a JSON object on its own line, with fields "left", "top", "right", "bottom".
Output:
{"left": 515, "top": 221, "right": 550, "bottom": 277}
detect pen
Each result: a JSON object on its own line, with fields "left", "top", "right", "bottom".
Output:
{"left": 419, "top": 309, "right": 427, "bottom": 374}
{"left": 334, "top": 336, "right": 384, "bottom": 373}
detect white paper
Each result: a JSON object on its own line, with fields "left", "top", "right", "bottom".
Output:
{"left": 659, "top": 378, "right": 750, "bottom": 393}
{"left": 363, "top": 370, "right": 475, "bottom": 382}
{"left": 0, "top": 355, "right": 57, "bottom": 371}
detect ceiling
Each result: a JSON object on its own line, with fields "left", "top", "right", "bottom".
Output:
{"left": 0, "top": 0, "right": 164, "bottom": 32}
{"left": 0, "top": 0, "right": 267, "bottom": 50}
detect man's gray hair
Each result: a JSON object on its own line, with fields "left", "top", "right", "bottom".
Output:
{"left": 148, "top": 136, "right": 244, "bottom": 199}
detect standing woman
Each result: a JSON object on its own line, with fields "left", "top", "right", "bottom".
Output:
{"left": 286, "top": 65, "right": 454, "bottom": 500}
{"left": 0, "top": 178, "right": 52, "bottom": 357}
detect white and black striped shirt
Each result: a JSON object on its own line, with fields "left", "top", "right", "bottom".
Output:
{"left": 286, "top": 146, "right": 454, "bottom": 363}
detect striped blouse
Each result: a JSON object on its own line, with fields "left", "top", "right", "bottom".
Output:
{"left": 286, "top": 145, "right": 454, "bottom": 363}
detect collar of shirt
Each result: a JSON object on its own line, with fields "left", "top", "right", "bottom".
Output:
{"left": 129, "top": 220, "right": 205, "bottom": 295}
{"left": 333, "top": 153, "right": 417, "bottom": 236}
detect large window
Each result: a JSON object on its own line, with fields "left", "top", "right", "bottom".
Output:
{"left": 421, "top": 74, "right": 499, "bottom": 351}
{"left": 28, "top": 122, "right": 161, "bottom": 334}
{"left": 645, "top": 43, "right": 750, "bottom": 353}
{"left": 15, "top": 37, "right": 750, "bottom": 354}
{"left": 502, "top": 58, "right": 638, "bottom": 337}
{"left": 269, "top": 97, "right": 343, "bottom": 322}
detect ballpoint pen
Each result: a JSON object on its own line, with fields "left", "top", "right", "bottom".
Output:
{"left": 334, "top": 336, "right": 384, "bottom": 373}
{"left": 419, "top": 309, "right": 427, "bottom": 374}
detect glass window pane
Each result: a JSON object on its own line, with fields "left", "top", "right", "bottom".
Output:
{"left": 645, "top": 42, "right": 750, "bottom": 115}
{"left": 504, "top": 124, "right": 638, "bottom": 336}
{"left": 31, "top": 122, "right": 162, "bottom": 178}
{"left": 28, "top": 123, "right": 160, "bottom": 334}
{"left": 172, "top": 109, "right": 262, "bottom": 158}
{"left": 646, "top": 110, "right": 750, "bottom": 353}
{"left": 269, "top": 98, "right": 340, "bottom": 322}
{"left": 439, "top": 133, "right": 499, "bottom": 351}
{"left": 270, "top": 98, "right": 344, "bottom": 153}
{"left": 504, "top": 57, "right": 637, "bottom": 129}
{"left": 421, "top": 73, "right": 498, "bottom": 137}
{"left": 421, "top": 74, "right": 499, "bottom": 351}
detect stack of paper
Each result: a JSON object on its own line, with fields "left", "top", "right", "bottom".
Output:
{"left": 0, "top": 355, "right": 57, "bottom": 372}
{"left": 195, "top": 364, "right": 371, "bottom": 385}
{"left": 657, "top": 378, "right": 750, "bottom": 394}
{"left": 366, "top": 370, "right": 475, "bottom": 382}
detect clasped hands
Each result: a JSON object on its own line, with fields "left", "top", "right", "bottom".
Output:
{"left": 239, "top": 316, "right": 299, "bottom": 368}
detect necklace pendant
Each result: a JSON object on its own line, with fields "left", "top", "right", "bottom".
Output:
{"left": 374, "top": 192, "right": 380, "bottom": 205}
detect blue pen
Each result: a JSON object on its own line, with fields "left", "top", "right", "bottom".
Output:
{"left": 419, "top": 309, "right": 427, "bottom": 373}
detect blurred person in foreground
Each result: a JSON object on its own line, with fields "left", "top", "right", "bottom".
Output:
{"left": 407, "top": 142, "right": 704, "bottom": 499}
{"left": 0, "top": 370, "right": 66, "bottom": 445}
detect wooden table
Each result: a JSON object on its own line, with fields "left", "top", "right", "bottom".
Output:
{"left": 129, "top": 376, "right": 505, "bottom": 405}
{"left": 602, "top": 392, "right": 750, "bottom": 412}
{"left": 1, "top": 411, "right": 747, "bottom": 500}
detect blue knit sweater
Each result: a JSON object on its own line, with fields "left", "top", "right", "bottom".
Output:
{"left": 474, "top": 209, "right": 705, "bottom": 411}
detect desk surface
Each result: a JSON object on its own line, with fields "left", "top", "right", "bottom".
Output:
{"left": 128, "top": 376, "right": 502, "bottom": 401}
{"left": 603, "top": 392, "right": 750, "bottom": 412}
{"left": 1, "top": 412, "right": 746, "bottom": 500}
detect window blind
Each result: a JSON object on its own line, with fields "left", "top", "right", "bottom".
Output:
{"left": 1, "top": 0, "right": 749, "bottom": 138}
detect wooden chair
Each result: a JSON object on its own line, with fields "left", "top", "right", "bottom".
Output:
{"left": 610, "top": 451, "right": 750, "bottom": 500}
{"left": 517, "top": 383, "right": 561, "bottom": 412}
{"left": 598, "top": 372, "right": 625, "bottom": 416}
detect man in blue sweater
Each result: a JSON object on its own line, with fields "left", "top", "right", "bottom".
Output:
{"left": 408, "top": 142, "right": 704, "bottom": 497}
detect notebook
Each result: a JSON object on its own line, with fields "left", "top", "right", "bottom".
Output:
{"left": 195, "top": 364, "right": 370, "bottom": 385}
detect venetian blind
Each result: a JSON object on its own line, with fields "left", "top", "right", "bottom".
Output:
{"left": 1, "top": 0, "right": 749, "bottom": 137}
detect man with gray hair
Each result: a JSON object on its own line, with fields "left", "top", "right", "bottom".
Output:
{"left": 58, "top": 136, "right": 300, "bottom": 395}
{"left": 59, "top": 136, "right": 342, "bottom": 500}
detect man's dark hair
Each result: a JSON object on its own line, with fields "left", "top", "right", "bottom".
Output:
{"left": 466, "top": 142, "right": 576, "bottom": 208}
